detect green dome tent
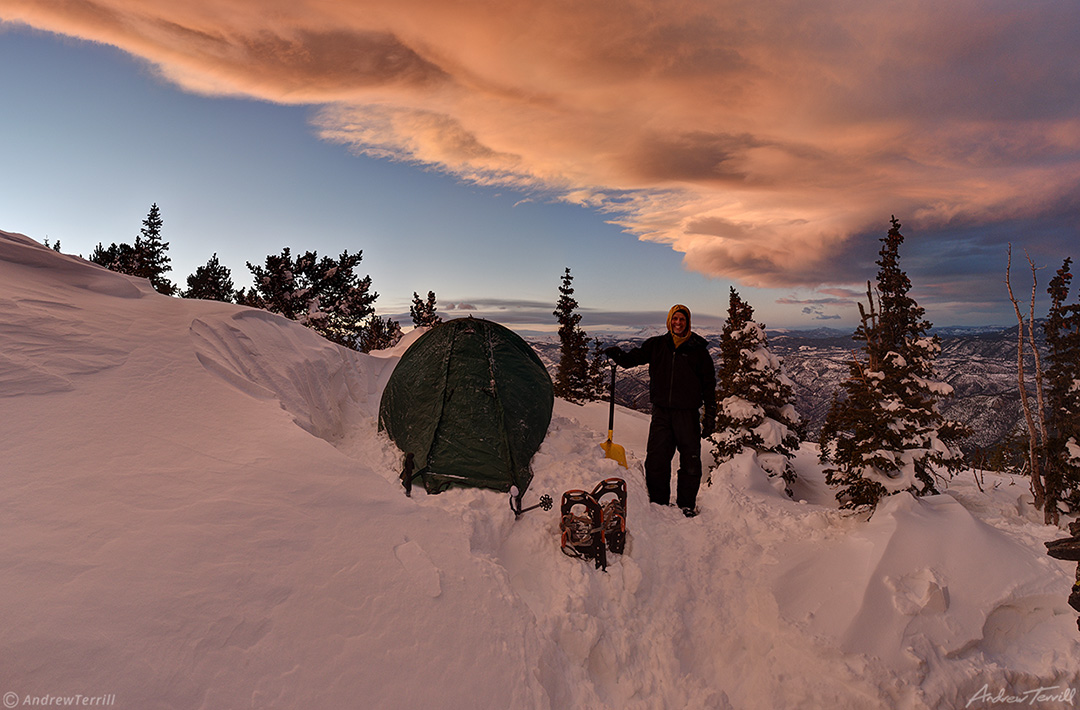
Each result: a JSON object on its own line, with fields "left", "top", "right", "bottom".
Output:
{"left": 378, "top": 317, "right": 554, "bottom": 508}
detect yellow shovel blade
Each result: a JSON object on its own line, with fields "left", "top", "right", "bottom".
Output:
{"left": 600, "top": 430, "right": 628, "bottom": 468}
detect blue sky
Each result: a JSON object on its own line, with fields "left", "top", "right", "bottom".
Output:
{"left": 3, "top": 3, "right": 1080, "bottom": 331}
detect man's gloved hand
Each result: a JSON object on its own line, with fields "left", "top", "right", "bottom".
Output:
{"left": 603, "top": 346, "right": 623, "bottom": 362}
{"left": 701, "top": 415, "right": 716, "bottom": 439}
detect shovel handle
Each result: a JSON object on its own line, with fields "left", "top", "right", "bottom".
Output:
{"left": 608, "top": 363, "right": 617, "bottom": 431}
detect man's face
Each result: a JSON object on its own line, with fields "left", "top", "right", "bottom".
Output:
{"left": 671, "top": 311, "right": 689, "bottom": 337}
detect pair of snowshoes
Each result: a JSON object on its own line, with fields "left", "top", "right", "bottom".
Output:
{"left": 559, "top": 477, "right": 627, "bottom": 571}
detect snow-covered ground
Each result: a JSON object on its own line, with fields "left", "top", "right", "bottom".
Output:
{"left": 2, "top": 229, "right": 1078, "bottom": 709}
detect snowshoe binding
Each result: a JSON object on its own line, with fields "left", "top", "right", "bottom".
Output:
{"left": 560, "top": 490, "right": 607, "bottom": 570}
{"left": 591, "top": 477, "right": 627, "bottom": 555}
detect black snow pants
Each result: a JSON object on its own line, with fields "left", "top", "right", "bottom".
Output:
{"left": 644, "top": 405, "right": 702, "bottom": 509}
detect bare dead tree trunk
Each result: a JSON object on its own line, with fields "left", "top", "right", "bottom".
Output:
{"left": 1007, "top": 245, "right": 1046, "bottom": 513}
{"left": 1026, "top": 253, "right": 1056, "bottom": 524}
{"left": 1026, "top": 254, "right": 1050, "bottom": 446}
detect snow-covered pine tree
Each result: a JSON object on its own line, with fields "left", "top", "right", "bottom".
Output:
{"left": 296, "top": 250, "right": 376, "bottom": 349}
{"left": 238, "top": 247, "right": 378, "bottom": 349}
{"left": 819, "top": 217, "right": 968, "bottom": 511}
{"left": 236, "top": 247, "right": 308, "bottom": 319}
{"left": 410, "top": 291, "right": 443, "bottom": 328}
{"left": 359, "top": 315, "right": 403, "bottom": 353}
{"left": 133, "top": 203, "right": 176, "bottom": 296}
{"left": 552, "top": 267, "right": 592, "bottom": 404}
{"left": 586, "top": 337, "right": 607, "bottom": 402}
{"left": 711, "top": 287, "right": 802, "bottom": 494}
{"left": 1044, "top": 258, "right": 1080, "bottom": 520}
{"left": 181, "top": 253, "right": 234, "bottom": 302}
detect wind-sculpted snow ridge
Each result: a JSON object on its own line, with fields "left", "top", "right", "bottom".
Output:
{"left": 0, "top": 295, "right": 130, "bottom": 396}
{"left": 0, "top": 230, "right": 144, "bottom": 396}
{"left": 189, "top": 309, "right": 386, "bottom": 444}
{"left": 0, "top": 229, "right": 149, "bottom": 299}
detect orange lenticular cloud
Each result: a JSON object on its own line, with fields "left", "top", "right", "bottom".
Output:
{"left": 4, "top": 0, "right": 1080, "bottom": 287}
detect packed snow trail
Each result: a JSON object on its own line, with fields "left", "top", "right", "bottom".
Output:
{"left": 479, "top": 408, "right": 896, "bottom": 709}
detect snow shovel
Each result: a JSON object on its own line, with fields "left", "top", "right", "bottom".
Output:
{"left": 600, "top": 363, "right": 628, "bottom": 468}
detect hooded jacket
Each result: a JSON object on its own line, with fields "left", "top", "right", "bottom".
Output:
{"left": 614, "top": 305, "right": 716, "bottom": 413}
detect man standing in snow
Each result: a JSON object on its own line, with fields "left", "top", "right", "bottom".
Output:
{"left": 605, "top": 305, "right": 716, "bottom": 517}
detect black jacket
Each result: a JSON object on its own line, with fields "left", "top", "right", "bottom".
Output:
{"left": 615, "top": 333, "right": 716, "bottom": 414}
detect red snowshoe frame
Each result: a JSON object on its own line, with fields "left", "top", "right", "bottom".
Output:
{"left": 591, "top": 477, "right": 627, "bottom": 555}
{"left": 559, "top": 490, "right": 607, "bottom": 570}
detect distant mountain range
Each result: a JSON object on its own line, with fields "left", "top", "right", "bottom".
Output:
{"left": 529, "top": 324, "right": 1035, "bottom": 454}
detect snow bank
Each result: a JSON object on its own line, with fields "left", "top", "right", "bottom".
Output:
{"left": 189, "top": 309, "right": 385, "bottom": 442}
{"left": 773, "top": 491, "right": 1072, "bottom": 670}
{"left": 2, "top": 230, "right": 1079, "bottom": 709}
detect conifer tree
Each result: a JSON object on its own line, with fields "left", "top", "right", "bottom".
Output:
{"left": 236, "top": 247, "right": 308, "bottom": 319}
{"left": 410, "top": 291, "right": 443, "bottom": 328}
{"left": 586, "top": 337, "right": 608, "bottom": 402}
{"left": 552, "top": 267, "right": 591, "bottom": 403}
{"left": 819, "top": 217, "right": 968, "bottom": 510}
{"left": 359, "top": 315, "right": 404, "bottom": 353}
{"left": 985, "top": 429, "right": 1030, "bottom": 476}
{"left": 1044, "top": 258, "right": 1080, "bottom": 519}
{"left": 89, "top": 203, "right": 176, "bottom": 295}
{"left": 90, "top": 241, "right": 140, "bottom": 276}
{"left": 133, "top": 203, "right": 176, "bottom": 295}
{"left": 238, "top": 247, "right": 378, "bottom": 349}
{"left": 181, "top": 253, "right": 235, "bottom": 302}
{"left": 711, "top": 287, "right": 802, "bottom": 494}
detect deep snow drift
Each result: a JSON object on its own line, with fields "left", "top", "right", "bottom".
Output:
{"left": 1, "top": 229, "right": 1078, "bottom": 709}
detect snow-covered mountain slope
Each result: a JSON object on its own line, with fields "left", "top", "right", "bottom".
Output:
{"left": 2, "top": 229, "right": 1078, "bottom": 709}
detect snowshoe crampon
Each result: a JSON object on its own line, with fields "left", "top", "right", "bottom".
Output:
{"left": 591, "top": 477, "right": 627, "bottom": 555}
{"left": 560, "top": 490, "right": 607, "bottom": 570}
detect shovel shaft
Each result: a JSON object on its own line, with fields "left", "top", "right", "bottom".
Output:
{"left": 601, "top": 362, "right": 628, "bottom": 467}
{"left": 608, "top": 363, "right": 617, "bottom": 432}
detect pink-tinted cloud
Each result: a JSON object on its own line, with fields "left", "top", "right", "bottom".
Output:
{"left": 4, "top": 0, "right": 1080, "bottom": 290}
